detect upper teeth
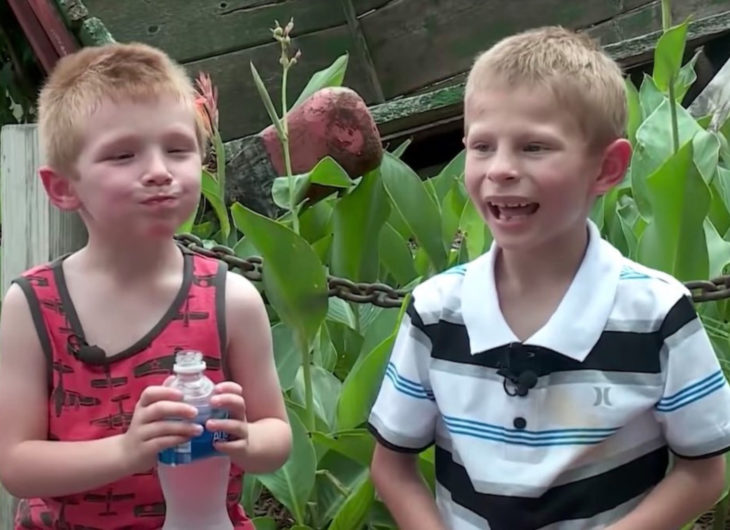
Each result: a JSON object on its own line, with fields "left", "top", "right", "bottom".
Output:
{"left": 494, "top": 202, "right": 529, "bottom": 207}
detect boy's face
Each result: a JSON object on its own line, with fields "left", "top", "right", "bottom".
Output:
{"left": 60, "top": 96, "right": 202, "bottom": 240}
{"left": 463, "top": 85, "right": 628, "bottom": 253}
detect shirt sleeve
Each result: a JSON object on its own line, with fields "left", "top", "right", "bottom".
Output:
{"left": 368, "top": 297, "right": 439, "bottom": 452}
{"left": 652, "top": 294, "right": 730, "bottom": 458}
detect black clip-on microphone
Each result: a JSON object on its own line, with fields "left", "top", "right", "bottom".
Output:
{"left": 502, "top": 369, "right": 538, "bottom": 397}
{"left": 497, "top": 344, "right": 538, "bottom": 397}
{"left": 67, "top": 334, "right": 108, "bottom": 365}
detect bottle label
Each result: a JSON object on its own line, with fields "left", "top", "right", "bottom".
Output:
{"left": 158, "top": 408, "right": 230, "bottom": 465}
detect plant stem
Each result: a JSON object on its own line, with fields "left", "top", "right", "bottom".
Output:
{"left": 661, "top": 0, "right": 672, "bottom": 31}
{"left": 713, "top": 494, "right": 729, "bottom": 530}
{"left": 661, "top": 0, "right": 680, "bottom": 154}
{"left": 297, "top": 332, "right": 315, "bottom": 432}
{"left": 316, "top": 469, "right": 351, "bottom": 497}
{"left": 281, "top": 64, "right": 300, "bottom": 234}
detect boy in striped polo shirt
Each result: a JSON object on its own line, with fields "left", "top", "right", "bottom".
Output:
{"left": 368, "top": 26, "right": 730, "bottom": 530}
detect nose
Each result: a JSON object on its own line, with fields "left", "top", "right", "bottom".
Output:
{"left": 486, "top": 149, "right": 520, "bottom": 183}
{"left": 141, "top": 152, "right": 173, "bottom": 187}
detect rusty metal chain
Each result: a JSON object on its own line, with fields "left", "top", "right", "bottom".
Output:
{"left": 175, "top": 234, "right": 730, "bottom": 307}
{"left": 175, "top": 234, "right": 407, "bottom": 308}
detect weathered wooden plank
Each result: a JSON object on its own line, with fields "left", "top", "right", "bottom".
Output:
{"left": 361, "top": 0, "right": 655, "bottom": 99}
{"left": 79, "top": 0, "right": 391, "bottom": 63}
{"left": 0, "top": 124, "right": 87, "bottom": 530}
{"left": 186, "top": 24, "right": 380, "bottom": 141}
{"left": 367, "top": 9, "right": 730, "bottom": 142}
{"left": 588, "top": 0, "right": 730, "bottom": 46}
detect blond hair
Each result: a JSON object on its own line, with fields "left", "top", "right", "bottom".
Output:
{"left": 38, "top": 42, "right": 207, "bottom": 174}
{"left": 465, "top": 26, "right": 626, "bottom": 147}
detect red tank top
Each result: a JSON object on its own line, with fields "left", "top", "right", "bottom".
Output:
{"left": 12, "top": 248, "right": 254, "bottom": 530}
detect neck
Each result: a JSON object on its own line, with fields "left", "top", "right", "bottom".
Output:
{"left": 496, "top": 223, "right": 589, "bottom": 293}
{"left": 79, "top": 232, "right": 182, "bottom": 283}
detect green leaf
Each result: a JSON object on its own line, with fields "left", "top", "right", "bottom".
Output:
{"left": 381, "top": 152, "right": 447, "bottom": 270}
{"left": 326, "top": 297, "right": 358, "bottom": 329}
{"left": 250, "top": 62, "right": 285, "bottom": 139}
{"left": 675, "top": 48, "right": 701, "bottom": 102}
{"left": 430, "top": 149, "right": 466, "bottom": 203}
{"left": 271, "top": 323, "right": 300, "bottom": 391}
{"left": 631, "top": 99, "right": 703, "bottom": 217}
{"left": 639, "top": 74, "right": 665, "bottom": 119}
{"left": 328, "top": 321, "right": 365, "bottom": 381}
{"left": 251, "top": 517, "right": 277, "bottom": 530}
{"left": 378, "top": 223, "right": 417, "bottom": 286}
{"left": 359, "top": 306, "right": 400, "bottom": 360}
{"left": 292, "top": 365, "right": 342, "bottom": 430}
{"left": 309, "top": 156, "right": 354, "bottom": 188}
{"left": 712, "top": 167, "right": 730, "bottom": 233}
{"left": 328, "top": 476, "right": 375, "bottom": 530}
{"left": 653, "top": 22, "right": 688, "bottom": 93}
{"left": 693, "top": 129, "right": 720, "bottom": 182}
{"left": 311, "top": 450, "right": 369, "bottom": 526}
{"left": 311, "top": 234, "right": 333, "bottom": 262}
{"left": 254, "top": 408, "right": 316, "bottom": 525}
{"left": 616, "top": 195, "right": 644, "bottom": 259}
{"left": 201, "top": 169, "right": 231, "bottom": 238}
{"left": 314, "top": 323, "right": 338, "bottom": 372}
{"left": 241, "top": 475, "right": 262, "bottom": 517}
{"left": 637, "top": 141, "right": 710, "bottom": 280}
{"left": 441, "top": 179, "right": 468, "bottom": 251}
{"left": 271, "top": 174, "right": 310, "bottom": 210}
{"left": 293, "top": 53, "right": 349, "bottom": 109}
{"left": 705, "top": 218, "right": 730, "bottom": 278}
{"left": 311, "top": 429, "right": 375, "bottom": 468}
{"left": 459, "top": 199, "right": 491, "bottom": 260}
{"left": 391, "top": 138, "right": 412, "bottom": 158}
{"left": 232, "top": 204, "right": 328, "bottom": 348}
{"left": 625, "top": 78, "right": 641, "bottom": 145}
{"left": 331, "top": 171, "right": 390, "bottom": 282}
{"left": 337, "top": 335, "right": 395, "bottom": 430}
{"left": 300, "top": 198, "right": 335, "bottom": 244}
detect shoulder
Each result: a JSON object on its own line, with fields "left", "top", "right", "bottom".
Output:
{"left": 408, "top": 259, "right": 477, "bottom": 324}
{"left": 613, "top": 256, "right": 694, "bottom": 327}
{"left": 224, "top": 269, "right": 266, "bottom": 318}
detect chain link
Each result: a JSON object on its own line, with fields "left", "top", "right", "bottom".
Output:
{"left": 175, "top": 234, "right": 730, "bottom": 307}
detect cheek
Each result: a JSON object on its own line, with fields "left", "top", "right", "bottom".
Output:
{"left": 463, "top": 162, "right": 482, "bottom": 197}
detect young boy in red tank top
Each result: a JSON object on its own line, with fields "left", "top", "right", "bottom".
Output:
{"left": 0, "top": 42, "right": 292, "bottom": 529}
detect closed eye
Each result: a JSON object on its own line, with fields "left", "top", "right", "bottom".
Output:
{"left": 107, "top": 153, "right": 134, "bottom": 161}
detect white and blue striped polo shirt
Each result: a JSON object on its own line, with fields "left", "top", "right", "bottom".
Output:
{"left": 368, "top": 221, "right": 730, "bottom": 529}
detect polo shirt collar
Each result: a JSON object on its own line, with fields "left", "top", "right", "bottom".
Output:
{"left": 461, "top": 220, "right": 623, "bottom": 361}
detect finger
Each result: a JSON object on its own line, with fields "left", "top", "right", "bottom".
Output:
{"left": 148, "top": 434, "right": 200, "bottom": 454}
{"left": 210, "top": 394, "right": 246, "bottom": 420}
{"left": 206, "top": 418, "right": 247, "bottom": 440}
{"left": 138, "top": 385, "right": 183, "bottom": 407}
{"left": 139, "top": 401, "right": 198, "bottom": 424}
{"left": 140, "top": 419, "right": 203, "bottom": 442}
{"left": 211, "top": 438, "right": 248, "bottom": 456}
{"left": 214, "top": 381, "right": 243, "bottom": 395}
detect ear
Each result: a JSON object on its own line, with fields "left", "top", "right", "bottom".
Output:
{"left": 592, "top": 138, "right": 632, "bottom": 196}
{"left": 39, "top": 166, "right": 81, "bottom": 211}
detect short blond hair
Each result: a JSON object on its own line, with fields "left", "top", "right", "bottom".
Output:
{"left": 465, "top": 26, "right": 626, "bottom": 147}
{"left": 38, "top": 42, "right": 207, "bottom": 173}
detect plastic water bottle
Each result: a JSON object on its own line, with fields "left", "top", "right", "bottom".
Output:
{"left": 157, "top": 350, "right": 233, "bottom": 530}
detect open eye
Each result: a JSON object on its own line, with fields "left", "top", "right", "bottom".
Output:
{"left": 524, "top": 143, "right": 548, "bottom": 153}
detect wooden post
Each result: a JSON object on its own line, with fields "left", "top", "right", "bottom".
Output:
{"left": 0, "top": 124, "right": 86, "bottom": 530}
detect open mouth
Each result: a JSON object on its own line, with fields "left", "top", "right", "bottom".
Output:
{"left": 487, "top": 201, "right": 540, "bottom": 221}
